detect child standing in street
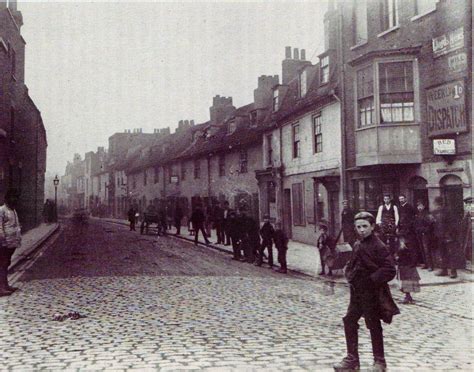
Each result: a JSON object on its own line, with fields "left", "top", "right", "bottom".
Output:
{"left": 334, "top": 212, "right": 399, "bottom": 372}
{"left": 396, "top": 234, "right": 421, "bottom": 305}
{"left": 316, "top": 220, "right": 333, "bottom": 276}
{"left": 273, "top": 222, "right": 288, "bottom": 274}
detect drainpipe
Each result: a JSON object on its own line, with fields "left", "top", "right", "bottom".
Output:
{"left": 337, "top": 4, "right": 348, "bottom": 202}
{"left": 207, "top": 155, "right": 212, "bottom": 199}
{"left": 278, "top": 125, "right": 284, "bottom": 224}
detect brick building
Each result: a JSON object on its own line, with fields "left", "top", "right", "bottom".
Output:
{"left": 0, "top": 0, "right": 47, "bottom": 231}
{"left": 339, "top": 0, "right": 472, "bottom": 219}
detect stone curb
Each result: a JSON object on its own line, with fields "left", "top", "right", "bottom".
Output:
{"left": 96, "top": 217, "right": 474, "bottom": 287}
{"left": 9, "top": 223, "right": 60, "bottom": 273}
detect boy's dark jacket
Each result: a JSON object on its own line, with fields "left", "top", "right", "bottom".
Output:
{"left": 273, "top": 229, "right": 288, "bottom": 249}
{"left": 260, "top": 222, "right": 275, "bottom": 242}
{"left": 345, "top": 234, "right": 400, "bottom": 324}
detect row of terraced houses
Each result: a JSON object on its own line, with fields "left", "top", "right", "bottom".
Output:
{"left": 61, "top": 0, "right": 472, "bottom": 244}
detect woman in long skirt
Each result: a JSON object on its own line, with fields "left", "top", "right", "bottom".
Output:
{"left": 396, "top": 233, "right": 421, "bottom": 304}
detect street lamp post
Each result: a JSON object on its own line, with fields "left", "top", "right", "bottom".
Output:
{"left": 53, "top": 175, "right": 60, "bottom": 222}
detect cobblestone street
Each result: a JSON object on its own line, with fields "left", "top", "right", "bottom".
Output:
{"left": 0, "top": 219, "right": 472, "bottom": 371}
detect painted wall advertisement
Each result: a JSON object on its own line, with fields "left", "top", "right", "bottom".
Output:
{"left": 427, "top": 80, "right": 467, "bottom": 137}
{"left": 432, "top": 27, "right": 464, "bottom": 58}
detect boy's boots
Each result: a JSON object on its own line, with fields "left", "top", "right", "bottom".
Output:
{"left": 370, "top": 328, "right": 387, "bottom": 372}
{"left": 334, "top": 323, "right": 360, "bottom": 371}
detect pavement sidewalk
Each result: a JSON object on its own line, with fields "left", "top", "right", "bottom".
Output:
{"left": 96, "top": 217, "right": 473, "bottom": 286}
{"left": 10, "top": 223, "right": 59, "bottom": 270}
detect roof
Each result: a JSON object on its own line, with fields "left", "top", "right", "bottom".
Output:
{"left": 272, "top": 62, "right": 339, "bottom": 125}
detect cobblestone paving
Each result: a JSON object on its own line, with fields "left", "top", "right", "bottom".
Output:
{"left": 0, "top": 220, "right": 472, "bottom": 371}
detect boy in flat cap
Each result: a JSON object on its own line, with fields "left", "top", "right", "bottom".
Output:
{"left": 334, "top": 212, "right": 399, "bottom": 372}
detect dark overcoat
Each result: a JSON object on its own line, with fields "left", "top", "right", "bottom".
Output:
{"left": 345, "top": 234, "right": 400, "bottom": 324}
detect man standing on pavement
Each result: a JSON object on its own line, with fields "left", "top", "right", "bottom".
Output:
{"left": 227, "top": 210, "right": 241, "bottom": 260}
{"left": 334, "top": 212, "right": 399, "bottom": 372}
{"left": 398, "top": 195, "right": 418, "bottom": 262}
{"left": 461, "top": 197, "right": 472, "bottom": 264}
{"left": 0, "top": 189, "right": 22, "bottom": 297}
{"left": 213, "top": 202, "right": 225, "bottom": 244}
{"left": 174, "top": 204, "right": 184, "bottom": 236}
{"left": 273, "top": 222, "right": 288, "bottom": 274}
{"left": 127, "top": 205, "right": 137, "bottom": 231}
{"left": 191, "top": 205, "right": 210, "bottom": 245}
{"left": 414, "top": 200, "right": 435, "bottom": 271}
{"left": 222, "top": 201, "right": 231, "bottom": 246}
{"left": 257, "top": 215, "right": 274, "bottom": 268}
{"left": 432, "top": 196, "right": 464, "bottom": 279}
{"left": 341, "top": 200, "right": 356, "bottom": 245}
{"left": 376, "top": 195, "right": 399, "bottom": 255}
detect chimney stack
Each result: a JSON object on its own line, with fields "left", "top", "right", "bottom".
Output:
{"left": 254, "top": 75, "right": 280, "bottom": 109}
{"left": 301, "top": 49, "right": 306, "bottom": 61}
{"left": 293, "top": 48, "right": 299, "bottom": 60}
{"left": 285, "top": 46, "right": 292, "bottom": 59}
{"left": 190, "top": 120, "right": 195, "bottom": 126}
{"left": 282, "top": 46, "right": 311, "bottom": 84}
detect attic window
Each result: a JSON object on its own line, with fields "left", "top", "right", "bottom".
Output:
{"left": 249, "top": 111, "right": 258, "bottom": 126}
{"left": 273, "top": 89, "right": 279, "bottom": 111}
{"left": 320, "top": 56, "right": 329, "bottom": 84}
{"left": 227, "top": 121, "right": 237, "bottom": 135}
{"left": 300, "top": 69, "right": 308, "bottom": 97}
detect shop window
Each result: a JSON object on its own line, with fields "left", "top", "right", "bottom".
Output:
{"left": 292, "top": 124, "right": 300, "bottom": 158}
{"left": 379, "top": 62, "right": 414, "bottom": 123}
{"left": 353, "top": 179, "right": 399, "bottom": 212}
{"left": 353, "top": 0, "right": 368, "bottom": 45}
{"left": 381, "top": 0, "right": 399, "bottom": 31}
{"left": 292, "top": 183, "right": 304, "bottom": 226}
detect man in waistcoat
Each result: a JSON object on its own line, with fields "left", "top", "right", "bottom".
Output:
{"left": 376, "top": 195, "right": 399, "bottom": 256}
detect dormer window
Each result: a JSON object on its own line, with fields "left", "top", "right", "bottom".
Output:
{"left": 300, "top": 69, "right": 308, "bottom": 97}
{"left": 320, "top": 56, "right": 329, "bottom": 84}
{"left": 273, "top": 89, "right": 279, "bottom": 111}
{"left": 249, "top": 111, "right": 258, "bottom": 126}
{"left": 227, "top": 121, "right": 237, "bottom": 135}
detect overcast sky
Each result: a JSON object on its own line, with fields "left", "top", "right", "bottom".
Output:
{"left": 20, "top": 0, "right": 329, "bottom": 175}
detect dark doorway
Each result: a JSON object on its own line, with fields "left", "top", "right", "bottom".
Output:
{"left": 440, "top": 175, "right": 464, "bottom": 222}
{"left": 283, "top": 188, "right": 292, "bottom": 239}
{"left": 409, "top": 176, "right": 429, "bottom": 210}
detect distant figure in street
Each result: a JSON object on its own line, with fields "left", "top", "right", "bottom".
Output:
{"left": 273, "top": 222, "right": 288, "bottom": 274}
{"left": 432, "top": 196, "right": 464, "bottom": 279}
{"left": 257, "top": 215, "right": 274, "bottom": 267}
{"left": 316, "top": 220, "right": 333, "bottom": 276}
{"left": 213, "top": 203, "right": 225, "bottom": 244}
{"left": 237, "top": 207, "right": 256, "bottom": 263}
{"left": 341, "top": 200, "right": 356, "bottom": 245}
{"left": 222, "top": 201, "right": 231, "bottom": 246}
{"left": 174, "top": 205, "right": 184, "bottom": 236}
{"left": 159, "top": 205, "right": 168, "bottom": 236}
{"left": 43, "top": 199, "right": 52, "bottom": 223}
{"left": 414, "top": 200, "right": 435, "bottom": 271}
{"left": 247, "top": 214, "right": 260, "bottom": 265}
{"left": 396, "top": 232, "right": 420, "bottom": 305}
{"left": 398, "top": 195, "right": 418, "bottom": 262}
{"left": 127, "top": 206, "right": 137, "bottom": 231}
{"left": 0, "top": 189, "right": 22, "bottom": 297}
{"left": 191, "top": 206, "right": 210, "bottom": 245}
{"left": 334, "top": 212, "right": 399, "bottom": 372}
{"left": 376, "top": 195, "right": 399, "bottom": 255}
{"left": 227, "top": 210, "right": 241, "bottom": 260}
{"left": 461, "top": 197, "right": 472, "bottom": 263}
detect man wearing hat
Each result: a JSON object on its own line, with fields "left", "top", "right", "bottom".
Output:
{"left": 334, "top": 211, "right": 399, "bottom": 372}
{"left": 257, "top": 214, "right": 274, "bottom": 267}
{"left": 0, "top": 189, "right": 22, "bottom": 296}
{"left": 316, "top": 219, "right": 333, "bottom": 276}
{"left": 461, "top": 196, "right": 472, "bottom": 264}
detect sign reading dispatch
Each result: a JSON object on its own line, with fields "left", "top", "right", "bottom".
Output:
{"left": 432, "top": 27, "right": 464, "bottom": 58}
{"left": 433, "top": 139, "right": 456, "bottom": 155}
{"left": 427, "top": 80, "right": 467, "bottom": 137}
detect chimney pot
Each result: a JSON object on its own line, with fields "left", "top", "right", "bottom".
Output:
{"left": 293, "top": 48, "right": 299, "bottom": 60}
{"left": 190, "top": 120, "right": 195, "bottom": 126}
{"left": 301, "top": 49, "right": 306, "bottom": 61}
{"left": 285, "top": 46, "right": 292, "bottom": 59}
